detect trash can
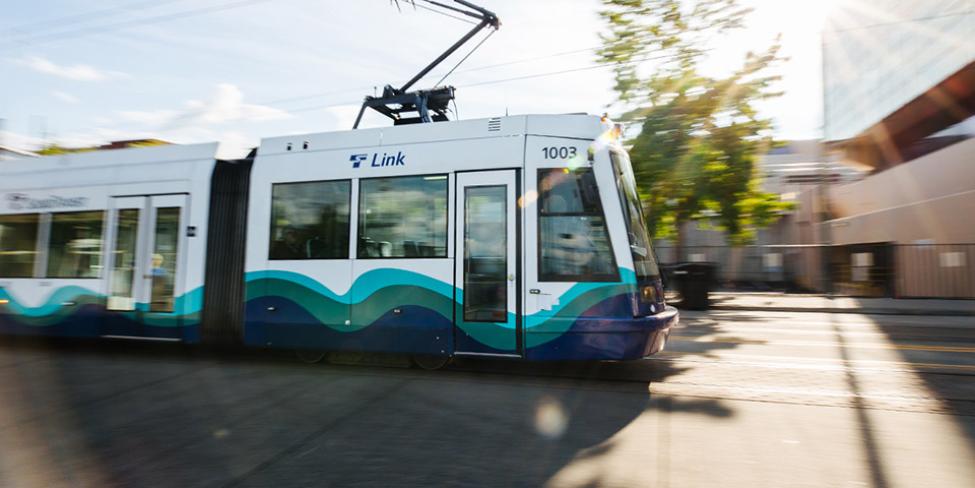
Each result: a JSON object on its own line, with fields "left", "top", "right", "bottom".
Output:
{"left": 673, "top": 262, "right": 716, "bottom": 310}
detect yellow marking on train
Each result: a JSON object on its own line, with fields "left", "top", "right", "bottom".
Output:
{"left": 669, "top": 335, "right": 975, "bottom": 354}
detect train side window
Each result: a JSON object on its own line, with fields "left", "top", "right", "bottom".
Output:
{"left": 0, "top": 213, "right": 40, "bottom": 278}
{"left": 269, "top": 180, "right": 351, "bottom": 260}
{"left": 537, "top": 168, "right": 618, "bottom": 282}
{"left": 357, "top": 175, "right": 448, "bottom": 258}
{"left": 46, "top": 211, "right": 105, "bottom": 279}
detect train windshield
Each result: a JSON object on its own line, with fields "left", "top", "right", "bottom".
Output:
{"left": 610, "top": 149, "right": 660, "bottom": 280}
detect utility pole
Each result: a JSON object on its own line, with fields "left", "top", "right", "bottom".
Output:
{"left": 818, "top": 29, "right": 833, "bottom": 296}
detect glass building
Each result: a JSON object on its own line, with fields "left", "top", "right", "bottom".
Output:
{"left": 823, "top": 0, "right": 975, "bottom": 143}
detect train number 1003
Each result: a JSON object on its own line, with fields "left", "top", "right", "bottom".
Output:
{"left": 541, "top": 146, "right": 578, "bottom": 159}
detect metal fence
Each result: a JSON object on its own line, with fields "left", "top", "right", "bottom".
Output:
{"left": 655, "top": 243, "right": 975, "bottom": 299}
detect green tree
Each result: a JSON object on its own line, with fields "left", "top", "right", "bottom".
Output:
{"left": 597, "top": 0, "right": 794, "bottom": 257}
{"left": 35, "top": 144, "right": 95, "bottom": 156}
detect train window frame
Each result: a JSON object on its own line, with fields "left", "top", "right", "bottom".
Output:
{"left": 536, "top": 168, "right": 619, "bottom": 283}
{"left": 0, "top": 213, "right": 42, "bottom": 279}
{"left": 268, "top": 179, "right": 353, "bottom": 261}
{"left": 44, "top": 210, "right": 106, "bottom": 279}
{"left": 356, "top": 173, "right": 449, "bottom": 260}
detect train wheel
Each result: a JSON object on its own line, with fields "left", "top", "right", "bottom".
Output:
{"left": 295, "top": 349, "right": 327, "bottom": 364}
{"left": 412, "top": 354, "right": 452, "bottom": 370}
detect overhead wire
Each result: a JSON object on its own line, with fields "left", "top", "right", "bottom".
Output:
{"left": 16, "top": 1, "right": 671, "bottom": 129}
{"left": 413, "top": 3, "right": 478, "bottom": 25}
{"left": 459, "top": 51, "right": 684, "bottom": 88}
{"left": 255, "top": 45, "right": 602, "bottom": 108}
{"left": 434, "top": 28, "right": 495, "bottom": 87}
{"left": 279, "top": 50, "right": 686, "bottom": 114}
{"left": 24, "top": 40, "right": 675, "bottom": 130}
{"left": 1, "top": 0, "right": 276, "bottom": 48}
{"left": 0, "top": 0, "right": 192, "bottom": 38}
{"left": 416, "top": 0, "right": 486, "bottom": 22}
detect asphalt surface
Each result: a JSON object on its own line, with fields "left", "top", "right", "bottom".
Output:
{"left": 1, "top": 309, "right": 974, "bottom": 487}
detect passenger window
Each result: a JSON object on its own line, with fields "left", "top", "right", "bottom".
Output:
{"left": 47, "top": 211, "right": 104, "bottom": 279}
{"left": 269, "top": 180, "right": 351, "bottom": 260}
{"left": 358, "top": 175, "right": 448, "bottom": 258}
{"left": 537, "top": 168, "right": 617, "bottom": 282}
{"left": 0, "top": 214, "right": 40, "bottom": 278}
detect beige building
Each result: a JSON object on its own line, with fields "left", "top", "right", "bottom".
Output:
{"left": 821, "top": 0, "right": 975, "bottom": 297}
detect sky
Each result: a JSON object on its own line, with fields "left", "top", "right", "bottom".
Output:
{"left": 0, "top": 0, "right": 833, "bottom": 158}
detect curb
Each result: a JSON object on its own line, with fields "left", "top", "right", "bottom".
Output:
{"left": 710, "top": 305, "right": 975, "bottom": 317}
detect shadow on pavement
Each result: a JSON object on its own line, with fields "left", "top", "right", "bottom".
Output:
{"left": 842, "top": 300, "right": 975, "bottom": 483}
{"left": 0, "top": 330, "right": 740, "bottom": 487}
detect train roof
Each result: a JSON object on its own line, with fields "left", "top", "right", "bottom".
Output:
{"left": 0, "top": 113, "right": 606, "bottom": 179}
{"left": 0, "top": 142, "right": 221, "bottom": 177}
{"left": 257, "top": 114, "right": 606, "bottom": 156}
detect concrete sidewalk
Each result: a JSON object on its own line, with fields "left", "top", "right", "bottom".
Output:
{"left": 706, "top": 292, "right": 975, "bottom": 316}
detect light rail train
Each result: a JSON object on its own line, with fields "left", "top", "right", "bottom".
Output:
{"left": 0, "top": 114, "right": 678, "bottom": 365}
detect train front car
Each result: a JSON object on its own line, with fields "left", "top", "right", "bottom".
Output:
{"left": 522, "top": 116, "right": 678, "bottom": 361}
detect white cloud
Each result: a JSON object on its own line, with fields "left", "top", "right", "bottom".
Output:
{"left": 323, "top": 104, "right": 366, "bottom": 131}
{"left": 34, "top": 84, "right": 289, "bottom": 153}
{"left": 113, "top": 84, "right": 290, "bottom": 132}
{"left": 52, "top": 90, "right": 80, "bottom": 104}
{"left": 16, "top": 56, "right": 128, "bottom": 82}
{"left": 118, "top": 109, "right": 180, "bottom": 126}
{"left": 182, "top": 83, "right": 290, "bottom": 125}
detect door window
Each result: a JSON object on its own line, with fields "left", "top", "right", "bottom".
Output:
{"left": 149, "top": 207, "right": 180, "bottom": 312}
{"left": 463, "top": 186, "right": 507, "bottom": 322}
{"left": 107, "top": 209, "right": 140, "bottom": 311}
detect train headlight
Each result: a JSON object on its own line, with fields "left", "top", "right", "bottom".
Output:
{"left": 641, "top": 285, "right": 657, "bottom": 303}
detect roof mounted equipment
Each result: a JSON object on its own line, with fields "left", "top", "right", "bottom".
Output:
{"left": 353, "top": 0, "right": 500, "bottom": 129}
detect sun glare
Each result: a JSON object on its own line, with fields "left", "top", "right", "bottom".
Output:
{"left": 752, "top": 0, "right": 840, "bottom": 33}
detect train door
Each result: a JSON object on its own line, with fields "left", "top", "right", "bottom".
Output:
{"left": 104, "top": 194, "right": 188, "bottom": 339}
{"left": 453, "top": 170, "right": 521, "bottom": 356}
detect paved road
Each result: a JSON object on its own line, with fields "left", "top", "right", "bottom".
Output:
{"left": 1, "top": 309, "right": 973, "bottom": 487}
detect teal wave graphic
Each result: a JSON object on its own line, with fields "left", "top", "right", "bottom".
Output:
{"left": 2, "top": 267, "right": 636, "bottom": 348}
{"left": 0, "top": 285, "right": 200, "bottom": 327}
{"left": 246, "top": 268, "right": 636, "bottom": 349}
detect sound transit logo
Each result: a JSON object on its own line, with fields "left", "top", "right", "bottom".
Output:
{"left": 5, "top": 193, "right": 88, "bottom": 211}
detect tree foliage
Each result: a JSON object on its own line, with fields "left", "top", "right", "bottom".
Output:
{"left": 35, "top": 144, "right": 95, "bottom": 156}
{"left": 597, "top": 0, "right": 794, "bottom": 247}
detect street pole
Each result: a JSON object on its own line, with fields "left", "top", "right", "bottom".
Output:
{"left": 819, "top": 29, "right": 833, "bottom": 296}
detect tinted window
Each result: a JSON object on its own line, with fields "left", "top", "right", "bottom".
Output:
{"left": 150, "top": 207, "right": 180, "bottom": 312}
{"left": 358, "top": 175, "right": 448, "bottom": 258}
{"left": 47, "top": 211, "right": 104, "bottom": 279}
{"left": 538, "top": 169, "right": 617, "bottom": 282}
{"left": 0, "top": 214, "right": 40, "bottom": 278}
{"left": 464, "top": 186, "right": 507, "bottom": 322}
{"left": 611, "top": 150, "right": 660, "bottom": 279}
{"left": 270, "top": 180, "right": 351, "bottom": 260}
{"left": 108, "top": 209, "right": 139, "bottom": 311}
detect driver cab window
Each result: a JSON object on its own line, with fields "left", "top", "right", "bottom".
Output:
{"left": 269, "top": 180, "right": 351, "bottom": 260}
{"left": 537, "top": 168, "right": 618, "bottom": 282}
